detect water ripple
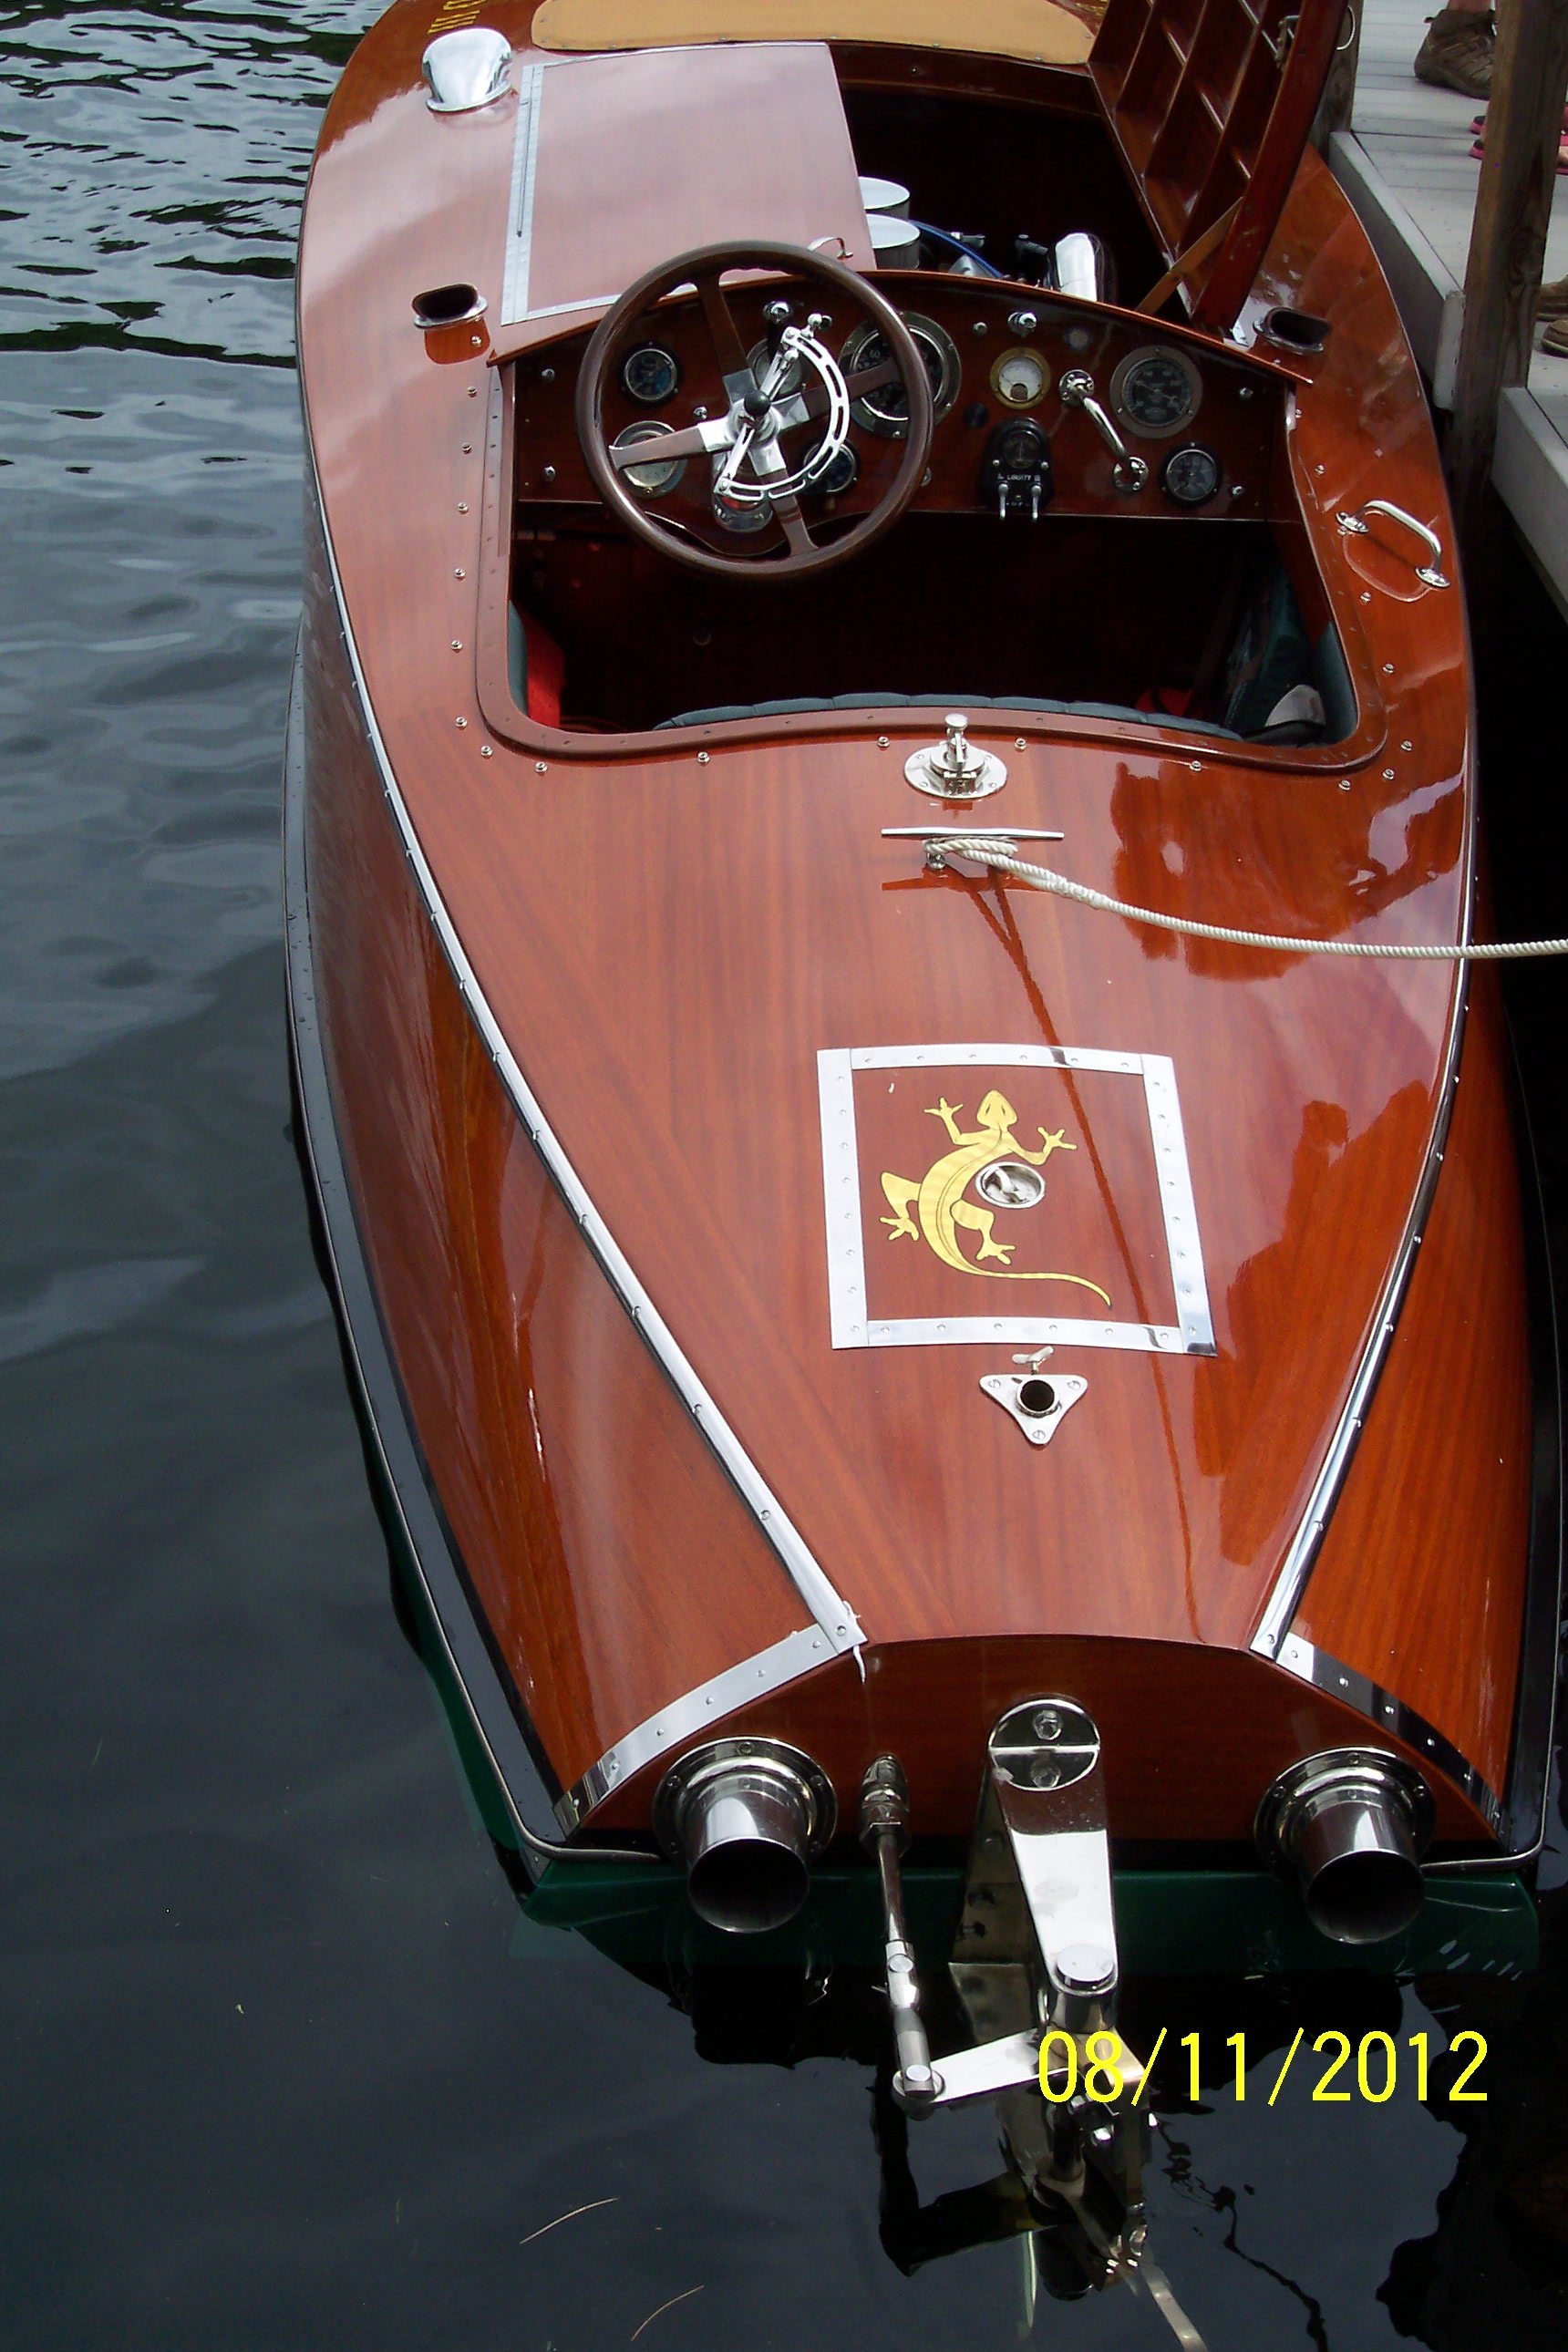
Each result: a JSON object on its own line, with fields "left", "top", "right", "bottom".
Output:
{"left": 1, "top": 1, "right": 372, "bottom": 368}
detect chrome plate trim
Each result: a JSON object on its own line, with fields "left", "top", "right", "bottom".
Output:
{"left": 500, "top": 57, "right": 545, "bottom": 324}
{"left": 819, "top": 1043, "right": 1214, "bottom": 1355}
{"left": 311, "top": 459, "right": 864, "bottom": 1697}
{"left": 558, "top": 1626, "right": 839, "bottom": 1831}
{"left": 285, "top": 635, "right": 658, "bottom": 1870}
{"left": 1251, "top": 863, "right": 1473, "bottom": 1658}
{"left": 1275, "top": 1632, "right": 1503, "bottom": 1837}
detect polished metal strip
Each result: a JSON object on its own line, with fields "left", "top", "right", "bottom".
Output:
{"left": 500, "top": 58, "right": 544, "bottom": 325}
{"left": 523, "top": 294, "right": 619, "bottom": 321}
{"left": 1275, "top": 1631, "right": 1503, "bottom": 1836}
{"left": 1141, "top": 1051, "right": 1214, "bottom": 1353}
{"left": 1251, "top": 881, "right": 1474, "bottom": 1657}
{"left": 820, "top": 1042, "right": 1215, "bottom": 1356}
{"left": 557, "top": 1626, "right": 841, "bottom": 1831}
{"left": 312, "top": 467, "right": 865, "bottom": 1691}
{"left": 862, "top": 1315, "right": 1196, "bottom": 1351}
{"left": 284, "top": 638, "right": 661, "bottom": 1869}
{"left": 819, "top": 1048, "right": 868, "bottom": 1348}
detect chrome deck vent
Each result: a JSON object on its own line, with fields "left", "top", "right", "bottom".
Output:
{"left": 422, "top": 27, "right": 512, "bottom": 114}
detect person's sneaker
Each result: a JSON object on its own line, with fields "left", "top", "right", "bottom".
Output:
{"left": 1414, "top": 8, "right": 1496, "bottom": 98}
{"left": 1542, "top": 315, "right": 1568, "bottom": 356}
{"left": 1539, "top": 277, "right": 1568, "bottom": 320}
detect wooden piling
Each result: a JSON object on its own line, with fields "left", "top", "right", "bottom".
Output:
{"left": 1449, "top": 0, "right": 1568, "bottom": 570}
{"left": 1313, "top": 0, "right": 1364, "bottom": 151}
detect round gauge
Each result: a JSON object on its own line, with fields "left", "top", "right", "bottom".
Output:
{"left": 748, "top": 336, "right": 802, "bottom": 401}
{"left": 620, "top": 342, "right": 681, "bottom": 406}
{"left": 610, "top": 420, "right": 684, "bottom": 496}
{"left": 1161, "top": 442, "right": 1222, "bottom": 507}
{"left": 1109, "top": 345, "right": 1202, "bottom": 439}
{"left": 840, "top": 313, "right": 962, "bottom": 438}
{"left": 990, "top": 346, "right": 1050, "bottom": 410}
{"left": 802, "top": 437, "right": 859, "bottom": 496}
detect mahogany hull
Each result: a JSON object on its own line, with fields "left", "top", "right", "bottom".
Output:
{"left": 299, "top": 497, "right": 1542, "bottom": 1849}
{"left": 294, "top": 1, "right": 1556, "bottom": 1874}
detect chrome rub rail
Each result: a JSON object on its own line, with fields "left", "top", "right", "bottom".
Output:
{"left": 310, "top": 459, "right": 865, "bottom": 1823}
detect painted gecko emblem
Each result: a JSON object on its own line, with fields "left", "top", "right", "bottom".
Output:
{"left": 880, "top": 1090, "right": 1112, "bottom": 1303}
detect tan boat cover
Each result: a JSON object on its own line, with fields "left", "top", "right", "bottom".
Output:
{"left": 530, "top": 0, "right": 1096, "bottom": 64}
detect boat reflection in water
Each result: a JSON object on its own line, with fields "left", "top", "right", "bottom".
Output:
{"left": 287, "top": 0, "right": 1559, "bottom": 2326}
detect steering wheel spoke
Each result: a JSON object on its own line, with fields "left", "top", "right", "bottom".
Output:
{"left": 577, "top": 241, "right": 933, "bottom": 580}
{"left": 769, "top": 489, "right": 817, "bottom": 557}
{"left": 609, "top": 415, "right": 737, "bottom": 468}
{"left": 696, "top": 269, "right": 752, "bottom": 382}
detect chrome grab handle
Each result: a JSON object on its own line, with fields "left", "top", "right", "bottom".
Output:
{"left": 1336, "top": 499, "right": 1449, "bottom": 587}
{"left": 1059, "top": 367, "right": 1149, "bottom": 494}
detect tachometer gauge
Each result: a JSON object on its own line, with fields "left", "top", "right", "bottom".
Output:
{"left": 1161, "top": 442, "right": 1222, "bottom": 506}
{"left": 620, "top": 342, "right": 681, "bottom": 406}
{"left": 610, "top": 420, "right": 684, "bottom": 495}
{"left": 1109, "top": 345, "right": 1202, "bottom": 438}
{"left": 840, "top": 314, "right": 961, "bottom": 438}
{"left": 990, "top": 346, "right": 1050, "bottom": 409}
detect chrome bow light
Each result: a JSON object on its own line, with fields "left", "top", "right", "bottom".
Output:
{"left": 654, "top": 1738, "right": 836, "bottom": 1934}
{"left": 421, "top": 27, "right": 512, "bottom": 114}
{"left": 1255, "top": 1748, "right": 1435, "bottom": 1945}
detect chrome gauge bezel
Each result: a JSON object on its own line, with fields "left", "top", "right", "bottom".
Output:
{"left": 989, "top": 346, "right": 1051, "bottom": 411}
{"left": 610, "top": 419, "right": 685, "bottom": 496}
{"left": 841, "top": 312, "right": 962, "bottom": 438}
{"left": 1109, "top": 344, "right": 1202, "bottom": 440}
{"left": 620, "top": 341, "right": 681, "bottom": 407}
{"left": 803, "top": 436, "right": 860, "bottom": 497}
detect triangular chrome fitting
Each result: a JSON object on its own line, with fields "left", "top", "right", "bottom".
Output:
{"left": 980, "top": 1371, "right": 1086, "bottom": 1446}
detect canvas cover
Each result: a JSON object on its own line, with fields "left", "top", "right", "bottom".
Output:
{"left": 531, "top": 0, "right": 1095, "bottom": 62}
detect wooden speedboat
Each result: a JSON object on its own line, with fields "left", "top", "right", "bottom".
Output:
{"left": 287, "top": 0, "right": 1559, "bottom": 2295}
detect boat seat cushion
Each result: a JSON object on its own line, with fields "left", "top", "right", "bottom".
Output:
{"left": 655, "top": 693, "right": 1242, "bottom": 738}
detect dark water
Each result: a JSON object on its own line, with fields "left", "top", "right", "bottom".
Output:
{"left": 4, "top": 7, "right": 1568, "bottom": 2345}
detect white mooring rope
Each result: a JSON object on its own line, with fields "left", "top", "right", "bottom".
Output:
{"left": 940, "top": 841, "right": 1568, "bottom": 960}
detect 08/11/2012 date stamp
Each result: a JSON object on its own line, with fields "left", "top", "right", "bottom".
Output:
{"left": 1037, "top": 2029, "right": 1488, "bottom": 2107}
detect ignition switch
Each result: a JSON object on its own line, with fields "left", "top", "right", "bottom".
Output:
{"left": 979, "top": 418, "right": 1053, "bottom": 520}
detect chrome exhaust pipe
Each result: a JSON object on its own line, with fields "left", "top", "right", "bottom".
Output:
{"left": 654, "top": 1739, "right": 836, "bottom": 1935}
{"left": 1255, "top": 1749, "right": 1435, "bottom": 1945}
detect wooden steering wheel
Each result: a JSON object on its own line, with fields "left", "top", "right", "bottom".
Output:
{"left": 575, "top": 241, "right": 934, "bottom": 581}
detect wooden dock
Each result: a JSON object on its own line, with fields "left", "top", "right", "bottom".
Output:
{"left": 1329, "top": 0, "right": 1568, "bottom": 608}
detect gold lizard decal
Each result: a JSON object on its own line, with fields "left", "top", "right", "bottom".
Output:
{"left": 880, "top": 1090, "right": 1112, "bottom": 1302}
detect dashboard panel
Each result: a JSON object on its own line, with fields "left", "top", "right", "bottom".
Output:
{"left": 509, "top": 272, "right": 1287, "bottom": 546}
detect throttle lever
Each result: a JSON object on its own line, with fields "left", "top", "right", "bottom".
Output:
{"left": 1059, "top": 368, "right": 1149, "bottom": 494}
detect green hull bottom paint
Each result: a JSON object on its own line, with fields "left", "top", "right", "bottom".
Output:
{"left": 523, "top": 1857, "right": 1539, "bottom": 1978}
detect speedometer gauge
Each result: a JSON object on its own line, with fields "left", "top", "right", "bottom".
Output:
{"left": 621, "top": 343, "right": 681, "bottom": 406}
{"left": 840, "top": 314, "right": 961, "bottom": 438}
{"left": 1109, "top": 345, "right": 1202, "bottom": 438}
